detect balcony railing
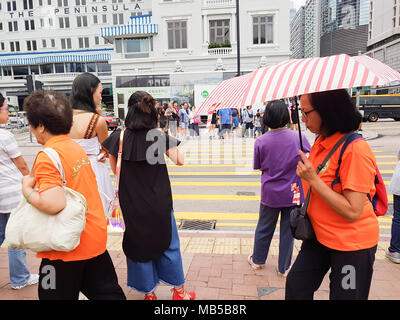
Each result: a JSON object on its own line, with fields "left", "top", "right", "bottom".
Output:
{"left": 203, "top": 0, "right": 234, "bottom": 7}
{"left": 208, "top": 47, "right": 233, "bottom": 56}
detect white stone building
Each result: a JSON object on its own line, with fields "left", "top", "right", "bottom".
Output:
{"left": 0, "top": 0, "right": 291, "bottom": 115}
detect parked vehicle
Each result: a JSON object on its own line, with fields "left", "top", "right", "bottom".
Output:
{"left": 7, "top": 106, "right": 28, "bottom": 128}
{"left": 102, "top": 112, "right": 121, "bottom": 131}
{"left": 352, "top": 94, "right": 400, "bottom": 122}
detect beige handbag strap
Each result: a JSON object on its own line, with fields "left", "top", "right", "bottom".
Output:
{"left": 41, "top": 148, "right": 67, "bottom": 186}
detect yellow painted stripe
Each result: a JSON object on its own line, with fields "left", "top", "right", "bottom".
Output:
{"left": 171, "top": 181, "right": 394, "bottom": 187}
{"left": 182, "top": 153, "right": 253, "bottom": 156}
{"left": 171, "top": 181, "right": 260, "bottom": 186}
{"left": 377, "top": 162, "right": 398, "bottom": 165}
{"left": 168, "top": 164, "right": 249, "bottom": 168}
{"left": 168, "top": 158, "right": 253, "bottom": 162}
{"left": 216, "top": 223, "right": 392, "bottom": 228}
{"left": 182, "top": 147, "right": 255, "bottom": 150}
{"left": 177, "top": 221, "right": 392, "bottom": 228}
{"left": 173, "top": 194, "right": 394, "bottom": 202}
{"left": 375, "top": 155, "right": 397, "bottom": 158}
{"left": 173, "top": 194, "right": 259, "bottom": 201}
{"left": 175, "top": 211, "right": 393, "bottom": 222}
{"left": 175, "top": 212, "right": 259, "bottom": 221}
{"left": 176, "top": 222, "right": 392, "bottom": 228}
{"left": 168, "top": 171, "right": 260, "bottom": 176}
{"left": 217, "top": 222, "right": 258, "bottom": 227}
{"left": 169, "top": 170, "right": 394, "bottom": 175}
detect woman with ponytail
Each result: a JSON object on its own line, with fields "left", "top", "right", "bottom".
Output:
{"left": 102, "top": 91, "right": 195, "bottom": 300}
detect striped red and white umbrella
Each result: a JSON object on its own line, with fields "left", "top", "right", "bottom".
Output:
{"left": 196, "top": 54, "right": 400, "bottom": 116}
{"left": 196, "top": 72, "right": 252, "bottom": 116}
{"left": 242, "top": 54, "right": 400, "bottom": 107}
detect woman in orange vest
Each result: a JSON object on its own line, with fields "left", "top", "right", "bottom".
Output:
{"left": 285, "top": 89, "right": 379, "bottom": 300}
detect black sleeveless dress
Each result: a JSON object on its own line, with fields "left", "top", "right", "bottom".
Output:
{"left": 102, "top": 128, "right": 180, "bottom": 262}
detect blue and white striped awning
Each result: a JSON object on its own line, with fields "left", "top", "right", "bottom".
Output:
{"left": 0, "top": 52, "right": 111, "bottom": 67}
{"left": 101, "top": 14, "right": 158, "bottom": 39}
{"left": 129, "top": 14, "right": 153, "bottom": 25}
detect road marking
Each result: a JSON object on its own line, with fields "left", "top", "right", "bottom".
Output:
{"left": 171, "top": 181, "right": 260, "bottom": 186}
{"left": 171, "top": 181, "right": 392, "bottom": 186}
{"left": 172, "top": 162, "right": 396, "bottom": 165}
{"left": 175, "top": 212, "right": 258, "bottom": 221}
{"left": 168, "top": 164, "right": 250, "bottom": 167}
{"left": 168, "top": 158, "right": 254, "bottom": 162}
{"left": 168, "top": 171, "right": 260, "bottom": 176}
{"left": 175, "top": 211, "right": 393, "bottom": 222}
{"left": 169, "top": 170, "right": 395, "bottom": 175}
{"left": 173, "top": 194, "right": 259, "bottom": 200}
{"left": 213, "top": 222, "right": 392, "bottom": 228}
{"left": 181, "top": 152, "right": 254, "bottom": 156}
{"left": 377, "top": 162, "right": 398, "bottom": 165}
{"left": 173, "top": 194, "right": 394, "bottom": 202}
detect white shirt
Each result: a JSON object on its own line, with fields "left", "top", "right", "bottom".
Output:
{"left": 0, "top": 129, "right": 23, "bottom": 213}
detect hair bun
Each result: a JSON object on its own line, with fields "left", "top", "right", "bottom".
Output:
{"left": 137, "top": 94, "right": 154, "bottom": 114}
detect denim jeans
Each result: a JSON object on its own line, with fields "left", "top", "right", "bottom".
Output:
{"left": 126, "top": 211, "right": 185, "bottom": 294}
{"left": 389, "top": 195, "right": 400, "bottom": 253}
{"left": 0, "top": 213, "right": 31, "bottom": 287}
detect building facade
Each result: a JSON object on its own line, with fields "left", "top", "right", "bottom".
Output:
{"left": 319, "top": 0, "right": 370, "bottom": 57}
{"left": 103, "top": 0, "right": 291, "bottom": 117}
{"left": 0, "top": 0, "right": 153, "bottom": 107}
{"left": 290, "top": 5, "right": 305, "bottom": 58}
{"left": 304, "top": 0, "right": 321, "bottom": 58}
{"left": 367, "top": 0, "right": 400, "bottom": 73}
{"left": 0, "top": 0, "right": 291, "bottom": 114}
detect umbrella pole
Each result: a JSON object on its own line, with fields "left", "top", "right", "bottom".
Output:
{"left": 294, "top": 96, "right": 304, "bottom": 152}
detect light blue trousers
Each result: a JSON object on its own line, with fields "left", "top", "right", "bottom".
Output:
{"left": 126, "top": 211, "right": 185, "bottom": 294}
{"left": 0, "top": 213, "right": 31, "bottom": 287}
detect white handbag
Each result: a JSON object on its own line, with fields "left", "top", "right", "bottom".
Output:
{"left": 5, "top": 148, "right": 87, "bottom": 253}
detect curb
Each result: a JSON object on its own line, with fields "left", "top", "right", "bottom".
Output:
{"left": 359, "top": 130, "right": 379, "bottom": 140}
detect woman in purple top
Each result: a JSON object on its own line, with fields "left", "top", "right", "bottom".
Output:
{"left": 248, "top": 100, "right": 311, "bottom": 276}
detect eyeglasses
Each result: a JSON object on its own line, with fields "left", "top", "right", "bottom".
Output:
{"left": 301, "top": 108, "right": 316, "bottom": 117}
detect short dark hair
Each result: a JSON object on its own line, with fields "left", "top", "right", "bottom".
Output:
{"left": 263, "top": 100, "right": 290, "bottom": 129}
{"left": 309, "top": 89, "right": 361, "bottom": 136}
{"left": 125, "top": 91, "right": 158, "bottom": 130}
{"left": 70, "top": 72, "right": 101, "bottom": 113}
{"left": 24, "top": 91, "right": 72, "bottom": 135}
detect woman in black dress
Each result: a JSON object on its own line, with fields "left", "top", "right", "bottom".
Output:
{"left": 102, "top": 91, "right": 195, "bottom": 300}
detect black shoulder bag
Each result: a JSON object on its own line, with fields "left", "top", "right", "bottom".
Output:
{"left": 290, "top": 133, "right": 352, "bottom": 241}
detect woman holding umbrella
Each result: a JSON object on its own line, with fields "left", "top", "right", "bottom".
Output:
{"left": 285, "top": 89, "right": 379, "bottom": 300}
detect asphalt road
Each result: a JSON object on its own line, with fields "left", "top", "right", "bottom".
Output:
{"left": 12, "top": 119, "right": 400, "bottom": 237}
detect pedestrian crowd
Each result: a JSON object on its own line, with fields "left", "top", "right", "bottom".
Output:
{"left": 0, "top": 75, "right": 398, "bottom": 300}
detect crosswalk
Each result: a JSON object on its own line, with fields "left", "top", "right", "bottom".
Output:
{"left": 109, "top": 130, "right": 395, "bottom": 238}
{"left": 166, "top": 131, "right": 395, "bottom": 238}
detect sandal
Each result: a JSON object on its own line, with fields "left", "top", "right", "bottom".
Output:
{"left": 171, "top": 286, "right": 195, "bottom": 300}
{"left": 144, "top": 292, "right": 157, "bottom": 300}
{"left": 247, "top": 254, "right": 264, "bottom": 270}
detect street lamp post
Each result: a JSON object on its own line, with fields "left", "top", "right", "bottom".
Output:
{"left": 236, "top": 0, "right": 240, "bottom": 77}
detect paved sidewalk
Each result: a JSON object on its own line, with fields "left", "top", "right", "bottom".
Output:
{"left": 0, "top": 231, "right": 399, "bottom": 300}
